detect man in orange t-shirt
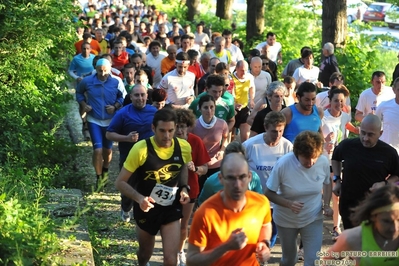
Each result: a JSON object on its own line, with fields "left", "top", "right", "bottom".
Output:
{"left": 161, "top": 44, "right": 177, "bottom": 76}
{"left": 75, "top": 32, "right": 102, "bottom": 55}
{"left": 187, "top": 153, "right": 272, "bottom": 266}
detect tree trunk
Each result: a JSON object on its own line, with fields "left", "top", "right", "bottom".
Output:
{"left": 216, "top": 0, "right": 233, "bottom": 20}
{"left": 322, "top": 0, "right": 347, "bottom": 48}
{"left": 186, "top": 0, "right": 200, "bottom": 21}
{"left": 246, "top": 0, "right": 265, "bottom": 41}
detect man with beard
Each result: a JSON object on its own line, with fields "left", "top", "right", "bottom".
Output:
{"left": 332, "top": 114, "right": 399, "bottom": 229}
{"left": 187, "top": 153, "right": 272, "bottom": 265}
{"left": 158, "top": 52, "right": 195, "bottom": 109}
{"left": 281, "top": 82, "right": 323, "bottom": 143}
{"left": 106, "top": 84, "right": 157, "bottom": 222}
{"left": 130, "top": 53, "right": 154, "bottom": 87}
{"left": 122, "top": 63, "right": 137, "bottom": 94}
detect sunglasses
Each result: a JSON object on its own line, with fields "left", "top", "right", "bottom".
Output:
{"left": 263, "top": 63, "right": 269, "bottom": 66}
{"left": 225, "top": 84, "right": 230, "bottom": 87}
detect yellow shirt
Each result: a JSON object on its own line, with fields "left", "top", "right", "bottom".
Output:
{"left": 124, "top": 137, "right": 192, "bottom": 173}
{"left": 98, "top": 39, "right": 109, "bottom": 54}
{"left": 232, "top": 73, "right": 253, "bottom": 107}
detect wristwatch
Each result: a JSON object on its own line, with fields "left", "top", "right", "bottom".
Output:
{"left": 333, "top": 175, "right": 341, "bottom": 183}
{"left": 262, "top": 239, "right": 271, "bottom": 248}
{"left": 180, "top": 185, "right": 191, "bottom": 193}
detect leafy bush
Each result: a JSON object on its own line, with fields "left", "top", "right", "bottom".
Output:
{"left": 0, "top": 0, "right": 77, "bottom": 170}
{"left": 0, "top": 0, "right": 79, "bottom": 263}
{"left": 0, "top": 165, "right": 59, "bottom": 265}
{"left": 336, "top": 25, "right": 397, "bottom": 107}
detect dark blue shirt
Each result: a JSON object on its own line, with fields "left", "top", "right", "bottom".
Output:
{"left": 107, "top": 104, "right": 157, "bottom": 163}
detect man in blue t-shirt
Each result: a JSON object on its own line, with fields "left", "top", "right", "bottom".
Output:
{"left": 106, "top": 84, "right": 157, "bottom": 222}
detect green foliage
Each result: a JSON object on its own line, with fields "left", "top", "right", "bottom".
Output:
{"left": 0, "top": 0, "right": 77, "bottom": 170}
{"left": 0, "top": 166, "right": 59, "bottom": 265}
{"left": 336, "top": 32, "right": 397, "bottom": 106}
{"left": 0, "top": 0, "right": 80, "bottom": 263}
{"left": 262, "top": 0, "right": 321, "bottom": 55}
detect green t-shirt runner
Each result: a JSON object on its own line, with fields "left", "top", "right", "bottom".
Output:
{"left": 189, "top": 91, "right": 235, "bottom": 121}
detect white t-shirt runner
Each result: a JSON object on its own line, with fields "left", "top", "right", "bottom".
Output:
{"left": 243, "top": 134, "right": 293, "bottom": 191}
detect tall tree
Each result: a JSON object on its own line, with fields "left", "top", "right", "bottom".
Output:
{"left": 186, "top": 0, "right": 200, "bottom": 21}
{"left": 246, "top": 0, "right": 265, "bottom": 41}
{"left": 216, "top": 0, "right": 234, "bottom": 20}
{"left": 322, "top": 0, "right": 347, "bottom": 48}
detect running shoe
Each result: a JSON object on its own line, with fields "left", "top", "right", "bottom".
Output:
{"left": 121, "top": 209, "right": 131, "bottom": 223}
{"left": 297, "top": 248, "right": 304, "bottom": 261}
{"left": 178, "top": 251, "right": 186, "bottom": 266}
{"left": 331, "top": 226, "right": 341, "bottom": 241}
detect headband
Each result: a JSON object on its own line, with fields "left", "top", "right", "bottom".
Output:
{"left": 371, "top": 202, "right": 399, "bottom": 215}
{"left": 176, "top": 60, "right": 190, "bottom": 65}
{"left": 96, "top": 58, "right": 111, "bottom": 68}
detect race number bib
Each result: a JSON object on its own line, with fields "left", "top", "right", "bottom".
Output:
{"left": 149, "top": 184, "right": 178, "bottom": 206}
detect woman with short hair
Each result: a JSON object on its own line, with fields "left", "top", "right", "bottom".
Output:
{"left": 265, "top": 131, "right": 333, "bottom": 266}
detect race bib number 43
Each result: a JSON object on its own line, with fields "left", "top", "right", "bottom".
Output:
{"left": 150, "top": 184, "right": 178, "bottom": 206}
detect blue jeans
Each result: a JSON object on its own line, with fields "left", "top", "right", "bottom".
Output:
{"left": 276, "top": 218, "right": 323, "bottom": 266}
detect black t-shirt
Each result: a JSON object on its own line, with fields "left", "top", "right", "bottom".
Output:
{"left": 332, "top": 138, "right": 399, "bottom": 202}
{"left": 250, "top": 99, "right": 286, "bottom": 134}
{"left": 318, "top": 54, "right": 340, "bottom": 87}
{"left": 197, "top": 73, "right": 210, "bottom": 94}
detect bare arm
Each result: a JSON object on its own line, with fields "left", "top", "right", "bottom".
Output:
{"left": 249, "top": 86, "right": 255, "bottom": 109}
{"left": 179, "top": 163, "right": 189, "bottom": 186}
{"left": 196, "top": 163, "right": 208, "bottom": 176}
{"left": 186, "top": 243, "right": 232, "bottom": 266}
{"left": 331, "top": 160, "right": 342, "bottom": 197}
{"left": 264, "top": 187, "right": 292, "bottom": 209}
{"left": 249, "top": 130, "right": 258, "bottom": 138}
{"left": 280, "top": 106, "right": 292, "bottom": 125}
{"left": 258, "top": 223, "right": 272, "bottom": 243}
{"left": 187, "top": 228, "right": 248, "bottom": 265}
{"left": 370, "top": 175, "right": 399, "bottom": 192}
{"left": 115, "top": 167, "right": 146, "bottom": 204}
{"left": 247, "top": 98, "right": 267, "bottom": 126}
{"left": 106, "top": 131, "right": 138, "bottom": 143}
{"left": 323, "top": 182, "right": 332, "bottom": 207}
{"left": 331, "top": 160, "right": 342, "bottom": 177}
{"left": 355, "top": 110, "right": 364, "bottom": 123}
{"left": 317, "top": 107, "right": 324, "bottom": 119}
{"left": 227, "top": 117, "right": 235, "bottom": 131}
{"left": 277, "top": 51, "right": 283, "bottom": 64}
{"left": 324, "top": 227, "right": 361, "bottom": 261}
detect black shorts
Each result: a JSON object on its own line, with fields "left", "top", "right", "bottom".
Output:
{"left": 234, "top": 106, "right": 250, "bottom": 128}
{"left": 133, "top": 202, "right": 183, "bottom": 235}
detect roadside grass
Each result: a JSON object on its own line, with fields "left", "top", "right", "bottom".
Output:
{"left": 85, "top": 193, "right": 140, "bottom": 265}
{"left": 75, "top": 140, "right": 140, "bottom": 265}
